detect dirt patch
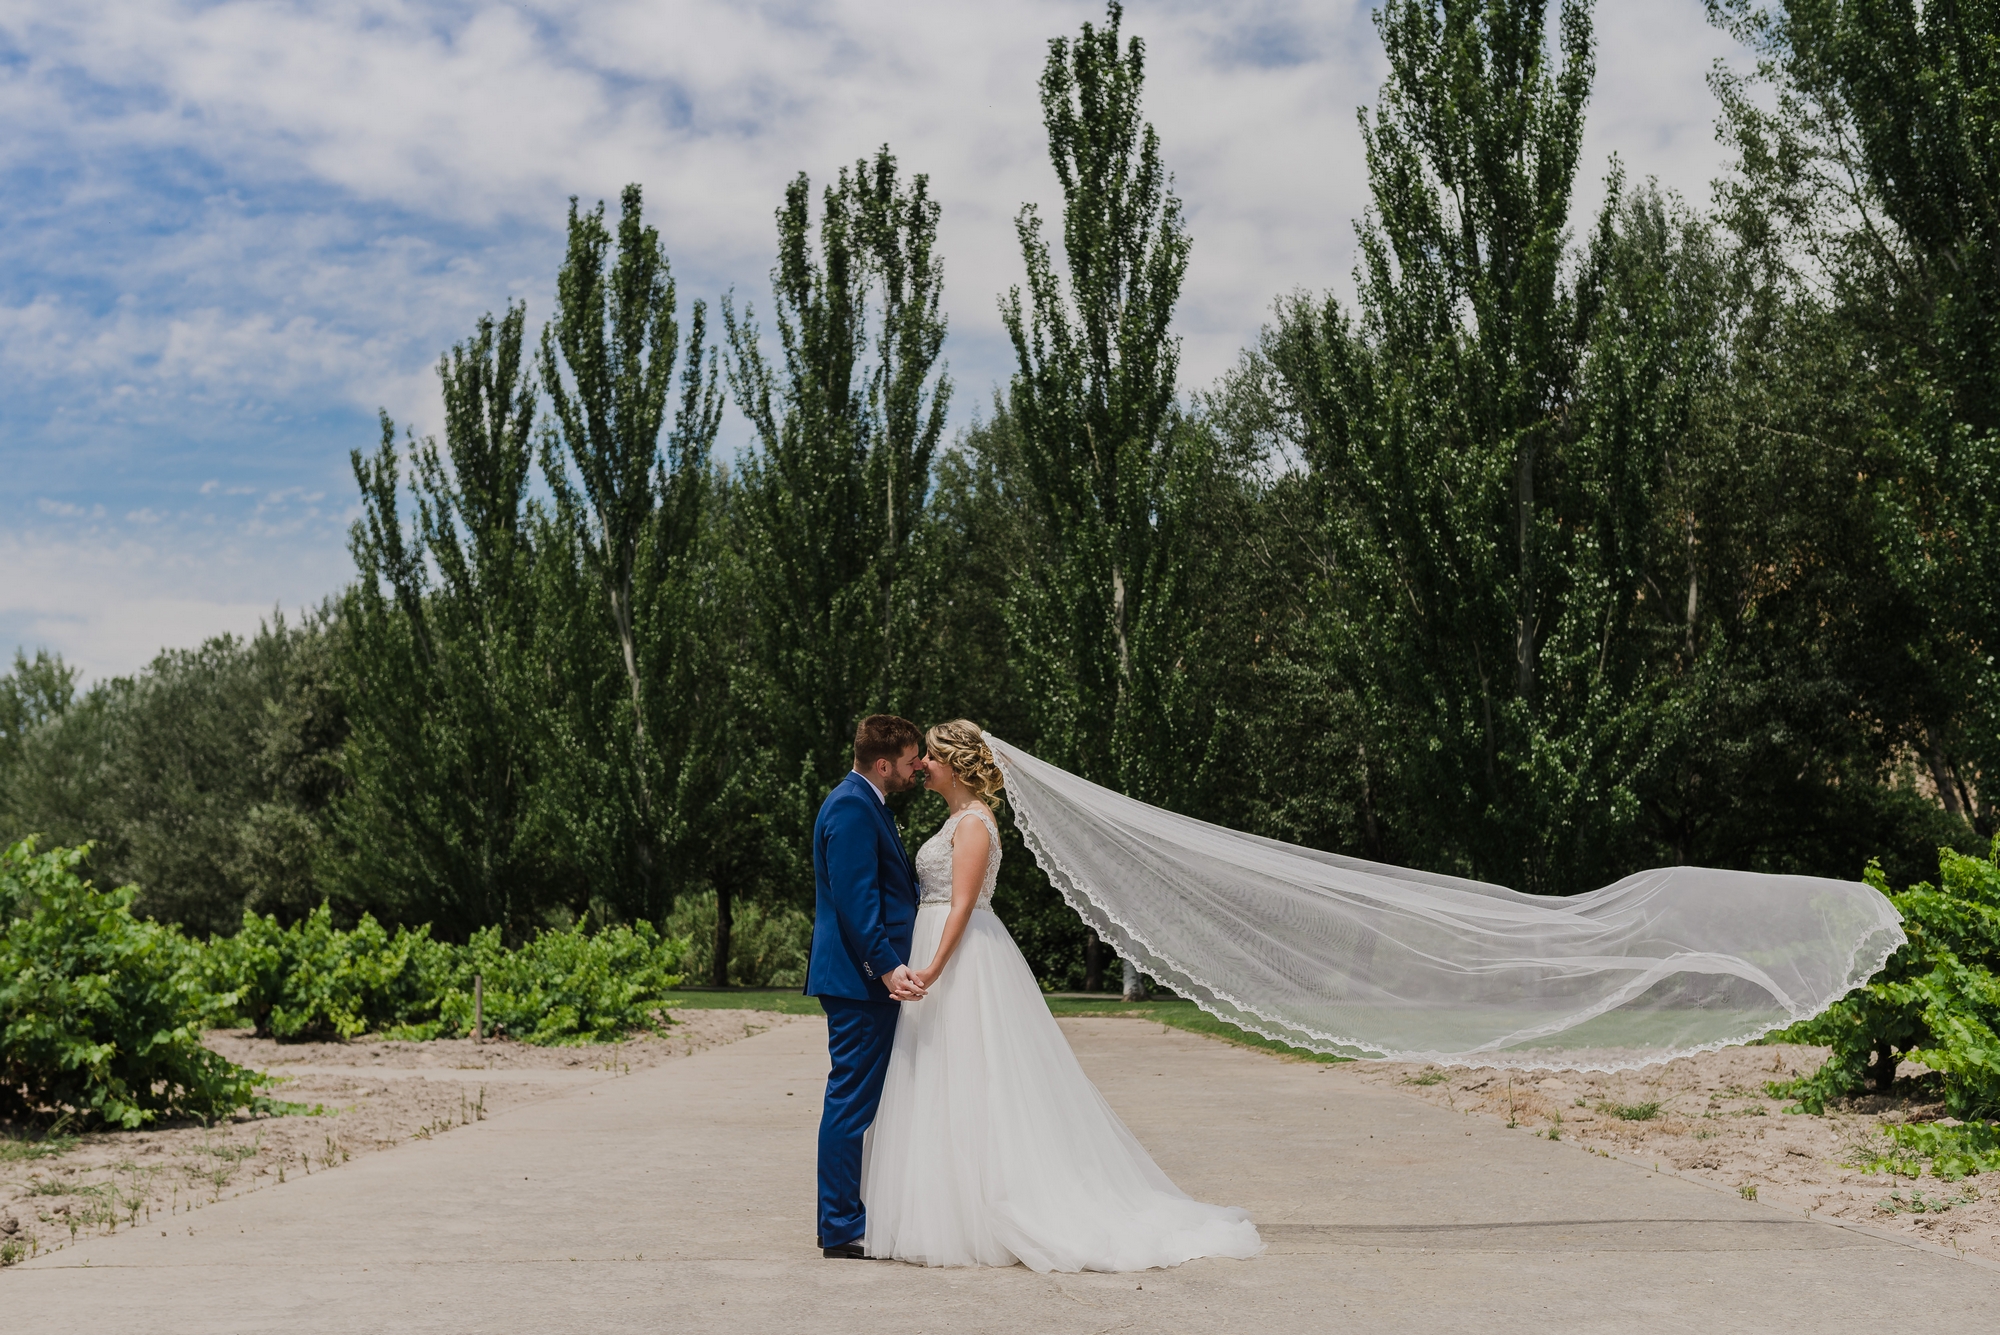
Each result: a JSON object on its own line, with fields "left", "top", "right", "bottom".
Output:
{"left": 0, "top": 1008, "right": 801, "bottom": 1267}
{"left": 1341, "top": 1043, "right": 2000, "bottom": 1262}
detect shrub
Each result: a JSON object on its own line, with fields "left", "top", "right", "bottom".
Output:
{"left": 0, "top": 839, "right": 259, "bottom": 1128}
{"left": 431, "top": 921, "right": 689, "bottom": 1044}
{"left": 1772, "top": 842, "right": 2000, "bottom": 1119}
{"left": 663, "top": 892, "right": 812, "bottom": 987}
{"left": 1852, "top": 1121, "right": 2000, "bottom": 1181}
{"left": 205, "top": 904, "right": 454, "bottom": 1041}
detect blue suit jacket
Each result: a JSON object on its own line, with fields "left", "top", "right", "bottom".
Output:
{"left": 805, "top": 771, "right": 918, "bottom": 1001}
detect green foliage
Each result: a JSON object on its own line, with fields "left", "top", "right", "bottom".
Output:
{"left": 200, "top": 902, "right": 689, "bottom": 1047}
{"left": 0, "top": 617, "right": 346, "bottom": 936}
{"left": 1772, "top": 844, "right": 2000, "bottom": 1116}
{"left": 7, "top": 1, "right": 2000, "bottom": 1001}
{"left": 1251, "top": 1, "right": 1697, "bottom": 891}
{"left": 1708, "top": 0, "right": 2000, "bottom": 841}
{"left": 205, "top": 905, "right": 454, "bottom": 1042}
{"left": 435, "top": 921, "right": 687, "bottom": 1045}
{"left": 334, "top": 305, "right": 555, "bottom": 939}
{"left": 0, "top": 839, "right": 259, "bottom": 1128}
{"left": 0, "top": 649, "right": 77, "bottom": 777}
{"left": 1853, "top": 1121, "right": 2000, "bottom": 1181}
{"left": 661, "top": 891, "right": 812, "bottom": 989}
{"left": 724, "top": 147, "right": 952, "bottom": 805}
{"left": 1001, "top": 1, "right": 1214, "bottom": 803}
{"left": 539, "top": 183, "right": 725, "bottom": 923}
{"left": 720, "top": 146, "right": 953, "bottom": 976}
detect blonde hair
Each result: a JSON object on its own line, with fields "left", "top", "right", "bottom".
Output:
{"left": 926, "top": 719, "right": 1004, "bottom": 810}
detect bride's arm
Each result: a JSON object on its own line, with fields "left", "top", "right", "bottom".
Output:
{"left": 914, "top": 815, "right": 990, "bottom": 989}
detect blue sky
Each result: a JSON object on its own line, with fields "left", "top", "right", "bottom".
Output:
{"left": 0, "top": 0, "right": 1749, "bottom": 683}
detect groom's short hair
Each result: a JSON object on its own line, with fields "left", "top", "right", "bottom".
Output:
{"left": 854, "top": 714, "right": 923, "bottom": 768}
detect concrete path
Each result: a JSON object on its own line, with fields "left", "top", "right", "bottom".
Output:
{"left": 7, "top": 1016, "right": 1995, "bottom": 1332}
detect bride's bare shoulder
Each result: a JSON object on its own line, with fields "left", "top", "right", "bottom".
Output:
{"left": 949, "top": 804, "right": 996, "bottom": 847}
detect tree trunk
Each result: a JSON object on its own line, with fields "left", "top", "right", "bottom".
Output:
{"left": 1358, "top": 743, "right": 1382, "bottom": 859}
{"left": 1111, "top": 564, "right": 1131, "bottom": 686}
{"left": 610, "top": 579, "right": 658, "bottom": 902}
{"left": 611, "top": 585, "right": 653, "bottom": 770}
{"left": 1869, "top": 1042, "right": 1898, "bottom": 1092}
{"left": 884, "top": 454, "right": 895, "bottom": 696}
{"left": 1678, "top": 511, "right": 1700, "bottom": 662}
{"left": 1514, "top": 440, "right": 1537, "bottom": 699}
{"left": 1121, "top": 957, "right": 1147, "bottom": 1002}
{"left": 711, "top": 885, "right": 734, "bottom": 988}
{"left": 1924, "top": 730, "right": 1968, "bottom": 822}
{"left": 1084, "top": 931, "right": 1103, "bottom": 992}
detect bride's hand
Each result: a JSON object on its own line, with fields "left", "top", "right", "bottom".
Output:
{"left": 915, "top": 965, "right": 942, "bottom": 990}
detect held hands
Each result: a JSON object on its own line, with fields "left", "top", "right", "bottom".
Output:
{"left": 884, "top": 964, "right": 927, "bottom": 1001}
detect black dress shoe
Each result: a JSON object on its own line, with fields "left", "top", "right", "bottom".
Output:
{"left": 822, "top": 1242, "right": 867, "bottom": 1259}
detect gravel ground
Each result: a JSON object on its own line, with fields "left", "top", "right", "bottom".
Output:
{"left": 1340, "top": 1042, "right": 2000, "bottom": 1262}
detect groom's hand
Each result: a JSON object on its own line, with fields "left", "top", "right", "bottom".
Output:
{"left": 884, "top": 964, "right": 926, "bottom": 1001}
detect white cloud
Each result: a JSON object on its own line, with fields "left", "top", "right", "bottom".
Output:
{"left": 0, "top": 0, "right": 1748, "bottom": 412}
{"left": 0, "top": 524, "right": 345, "bottom": 684}
{"left": 0, "top": 0, "right": 1753, "bottom": 678}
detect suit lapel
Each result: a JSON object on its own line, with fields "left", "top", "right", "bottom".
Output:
{"left": 847, "top": 772, "right": 913, "bottom": 881}
{"left": 878, "top": 791, "right": 913, "bottom": 880}
{"left": 868, "top": 775, "right": 917, "bottom": 885}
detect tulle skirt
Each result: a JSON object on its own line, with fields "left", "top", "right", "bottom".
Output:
{"left": 861, "top": 903, "right": 1264, "bottom": 1272}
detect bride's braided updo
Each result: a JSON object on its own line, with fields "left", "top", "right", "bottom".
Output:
{"left": 925, "top": 719, "right": 1004, "bottom": 810}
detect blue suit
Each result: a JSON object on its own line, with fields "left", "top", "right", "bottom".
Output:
{"left": 806, "top": 770, "right": 918, "bottom": 1248}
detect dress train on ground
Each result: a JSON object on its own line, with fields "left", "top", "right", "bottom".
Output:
{"left": 862, "top": 899, "right": 1264, "bottom": 1272}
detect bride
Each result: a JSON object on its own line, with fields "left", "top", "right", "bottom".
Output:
{"left": 860, "top": 719, "right": 1263, "bottom": 1272}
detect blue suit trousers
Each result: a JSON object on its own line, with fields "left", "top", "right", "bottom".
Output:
{"left": 816, "top": 995, "right": 899, "bottom": 1247}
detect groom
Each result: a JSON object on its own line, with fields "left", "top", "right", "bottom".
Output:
{"left": 806, "top": 713, "right": 927, "bottom": 1258}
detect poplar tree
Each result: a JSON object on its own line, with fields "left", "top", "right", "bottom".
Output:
{"left": 1255, "top": 0, "right": 1658, "bottom": 890}
{"left": 338, "top": 306, "right": 551, "bottom": 936}
{"left": 726, "top": 147, "right": 950, "bottom": 841}
{"left": 1709, "top": 0, "right": 2000, "bottom": 830}
{"left": 538, "top": 185, "right": 725, "bottom": 922}
{"left": 1001, "top": 2, "right": 1215, "bottom": 810}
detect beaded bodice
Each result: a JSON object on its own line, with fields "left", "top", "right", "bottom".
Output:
{"left": 915, "top": 804, "right": 1002, "bottom": 907}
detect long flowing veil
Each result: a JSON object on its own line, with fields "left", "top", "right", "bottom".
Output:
{"left": 989, "top": 737, "right": 1905, "bottom": 1071}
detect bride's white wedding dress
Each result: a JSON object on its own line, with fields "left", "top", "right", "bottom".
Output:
{"left": 861, "top": 803, "right": 1264, "bottom": 1271}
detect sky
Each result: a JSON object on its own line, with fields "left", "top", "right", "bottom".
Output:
{"left": 0, "top": 0, "right": 1752, "bottom": 684}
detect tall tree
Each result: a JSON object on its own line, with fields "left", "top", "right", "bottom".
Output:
{"left": 1709, "top": 0, "right": 2000, "bottom": 831}
{"left": 725, "top": 148, "right": 950, "bottom": 850}
{"left": 1252, "top": 0, "right": 1685, "bottom": 891}
{"left": 337, "top": 304, "right": 549, "bottom": 937}
{"left": 1002, "top": 1, "right": 1220, "bottom": 812}
{"left": 539, "top": 186, "right": 724, "bottom": 919}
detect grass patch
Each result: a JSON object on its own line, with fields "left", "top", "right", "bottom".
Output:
{"left": 1851, "top": 1121, "right": 2000, "bottom": 1180}
{"left": 661, "top": 988, "right": 823, "bottom": 1016}
{"left": 1877, "top": 1185, "right": 1979, "bottom": 1215}
{"left": 665, "top": 989, "right": 1356, "bottom": 1064}
{"left": 1043, "top": 997, "right": 1352, "bottom": 1064}
{"left": 1402, "top": 1069, "right": 1451, "bottom": 1086}
{"left": 1602, "top": 1100, "right": 1663, "bottom": 1121}
{"left": 0, "top": 1129, "right": 78, "bottom": 1162}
